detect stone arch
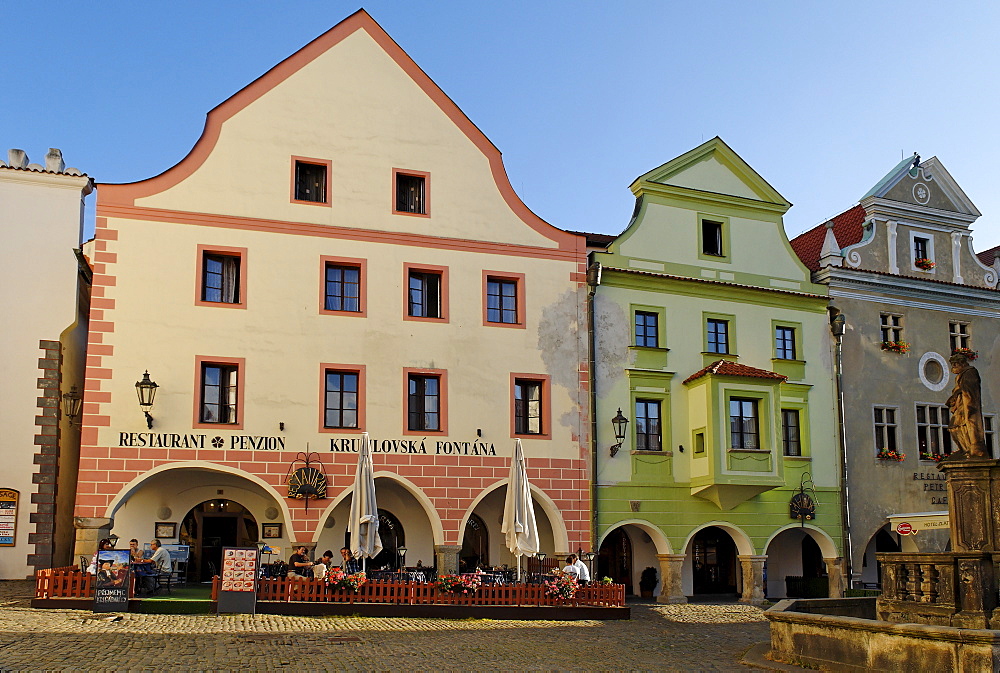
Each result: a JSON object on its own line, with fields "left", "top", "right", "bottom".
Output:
{"left": 764, "top": 524, "right": 839, "bottom": 559}
{"left": 314, "top": 471, "right": 445, "bottom": 546}
{"left": 104, "top": 460, "right": 294, "bottom": 526}
{"left": 682, "top": 521, "right": 756, "bottom": 556}
{"left": 598, "top": 519, "right": 673, "bottom": 555}
{"left": 459, "top": 478, "right": 569, "bottom": 553}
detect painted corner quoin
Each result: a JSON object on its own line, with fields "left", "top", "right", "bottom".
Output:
{"left": 78, "top": 10, "right": 591, "bottom": 575}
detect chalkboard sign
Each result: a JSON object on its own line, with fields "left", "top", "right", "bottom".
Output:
{"left": 0, "top": 489, "right": 17, "bottom": 546}
{"left": 217, "top": 547, "right": 259, "bottom": 614}
{"left": 93, "top": 549, "right": 132, "bottom": 613}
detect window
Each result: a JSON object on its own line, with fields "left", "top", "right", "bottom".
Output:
{"left": 880, "top": 314, "right": 903, "bottom": 342}
{"left": 917, "top": 404, "right": 952, "bottom": 459}
{"left": 781, "top": 409, "right": 801, "bottom": 456}
{"left": 202, "top": 254, "right": 240, "bottom": 304}
{"left": 197, "top": 246, "right": 246, "bottom": 308}
{"left": 950, "top": 322, "right": 970, "bottom": 351}
{"left": 694, "top": 431, "right": 705, "bottom": 454}
{"left": 729, "top": 398, "right": 759, "bottom": 450}
{"left": 635, "top": 311, "right": 659, "bottom": 348}
{"left": 873, "top": 406, "right": 898, "bottom": 455}
{"left": 914, "top": 236, "right": 929, "bottom": 260}
{"left": 293, "top": 158, "right": 330, "bottom": 204}
{"left": 323, "top": 257, "right": 365, "bottom": 314}
{"left": 393, "top": 169, "right": 429, "bottom": 216}
{"left": 200, "top": 364, "right": 238, "bottom": 424}
{"left": 707, "top": 318, "right": 730, "bottom": 354}
{"left": 324, "top": 370, "right": 359, "bottom": 429}
{"left": 986, "top": 415, "right": 995, "bottom": 458}
{"left": 407, "top": 373, "right": 443, "bottom": 432}
{"left": 409, "top": 271, "right": 442, "bottom": 318}
{"left": 775, "top": 326, "right": 796, "bottom": 360}
{"left": 514, "top": 380, "right": 543, "bottom": 435}
{"left": 702, "top": 219, "right": 724, "bottom": 257}
{"left": 635, "top": 400, "right": 662, "bottom": 451}
{"left": 484, "top": 272, "right": 524, "bottom": 327}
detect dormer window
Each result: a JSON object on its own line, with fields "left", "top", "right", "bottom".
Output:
{"left": 910, "top": 233, "right": 935, "bottom": 271}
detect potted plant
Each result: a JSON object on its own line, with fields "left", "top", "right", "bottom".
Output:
{"left": 639, "top": 566, "right": 657, "bottom": 598}
{"left": 880, "top": 340, "right": 910, "bottom": 354}
{"left": 914, "top": 257, "right": 936, "bottom": 271}
{"left": 876, "top": 447, "right": 906, "bottom": 462}
{"left": 952, "top": 347, "right": 978, "bottom": 361}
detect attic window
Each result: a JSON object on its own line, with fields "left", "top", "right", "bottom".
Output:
{"left": 394, "top": 169, "right": 430, "bottom": 216}
{"left": 702, "top": 220, "right": 724, "bottom": 257}
{"left": 292, "top": 157, "right": 331, "bottom": 205}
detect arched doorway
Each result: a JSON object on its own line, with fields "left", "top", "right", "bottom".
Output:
{"left": 692, "top": 526, "right": 737, "bottom": 595}
{"left": 599, "top": 528, "right": 632, "bottom": 594}
{"left": 342, "top": 509, "right": 405, "bottom": 571}
{"left": 860, "top": 528, "right": 900, "bottom": 587}
{"left": 180, "top": 499, "right": 258, "bottom": 581}
{"left": 461, "top": 513, "right": 489, "bottom": 571}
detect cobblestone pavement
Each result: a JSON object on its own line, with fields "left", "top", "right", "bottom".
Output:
{"left": 0, "top": 581, "right": 770, "bottom": 671}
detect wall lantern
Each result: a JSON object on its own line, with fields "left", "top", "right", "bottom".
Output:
{"left": 135, "top": 371, "right": 159, "bottom": 429}
{"left": 396, "top": 546, "right": 407, "bottom": 571}
{"left": 108, "top": 533, "right": 119, "bottom": 549}
{"left": 62, "top": 385, "right": 82, "bottom": 426}
{"left": 610, "top": 408, "right": 629, "bottom": 457}
{"left": 581, "top": 550, "right": 596, "bottom": 577}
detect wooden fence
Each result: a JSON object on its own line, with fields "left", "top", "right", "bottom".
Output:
{"left": 36, "top": 566, "right": 95, "bottom": 599}
{"left": 215, "top": 576, "right": 625, "bottom": 607}
{"left": 37, "top": 567, "right": 624, "bottom": 608}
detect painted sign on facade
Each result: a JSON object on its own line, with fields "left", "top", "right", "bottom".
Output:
{"left": 0, "top": 489, "right": 18, "bottom": 546}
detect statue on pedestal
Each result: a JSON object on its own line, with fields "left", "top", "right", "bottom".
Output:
{"left": 946, "top": 353, "right": 988, "bottom": 459}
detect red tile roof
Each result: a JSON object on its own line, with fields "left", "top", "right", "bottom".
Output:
{"left": 565, "top": 230, "right": 616, "bottom": 247}
{"left": 977, "top": 245, "right": 1000, "bottom": 267}
{"left": 682, "top": 360, "right": 788, "bottom": 385}
{"left": 790, "top": 205, "right": 867, "bottom": 271}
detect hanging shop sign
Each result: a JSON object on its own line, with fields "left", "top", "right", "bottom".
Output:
{"left": 0, "top": 489, "right": 18, "bottom": 546}
{"left": 217, "top": 547, "right": 260, "bottom": 615}
{"left": 93, "top": 549, "right": 132, "bottom": 613}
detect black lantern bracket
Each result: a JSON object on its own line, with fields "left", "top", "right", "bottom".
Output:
{"left": 610, "top": 407, "right": 629, "bottom": 457}
{"left": 789, "top": 472, "right": 818, "bottom": 525}
{"left": 135, "top": 371, "right": 159, "bottom": 429}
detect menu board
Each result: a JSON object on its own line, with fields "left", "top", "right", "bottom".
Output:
{"left": 93, "top": 549, "right": 132, "bottom": 613}
{"left": 217, "top": 546, "right": 259, "bottom": 614}
{"left": 0, "top": 490, "right": 17, "bottom": 546}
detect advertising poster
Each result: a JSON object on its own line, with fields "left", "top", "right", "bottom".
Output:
{"left": 0, "top": 490, "right": 17, "bottom": 546}
{"left": 93, "top": 549, "right": 132, "bottom": 613}
{"left": 217, "top": 546, "right": 259, "bottom": 614}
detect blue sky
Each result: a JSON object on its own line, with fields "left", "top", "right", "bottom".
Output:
{"left": 3, "top": 2, "right": 999, "bottom": 248}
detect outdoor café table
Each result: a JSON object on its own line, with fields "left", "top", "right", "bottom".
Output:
{"left": 368, "top": 570, "right": 427, "bottom": 583}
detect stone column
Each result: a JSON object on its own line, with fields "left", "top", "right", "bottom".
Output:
{"left": 656, "top": 553, "right": 687, "bottom": 604}
{"left": 939, "top": 458, "right": 1000, "bottom": 551}
{"left": 434, "top": 545, "right": 462, "bottom": 574}
{"left": 738, "top": 555, "right": 767, "bottom": 605}
{"left": 824, "top": 557, "right": 846, "bottom": 598}
{"left": 73, "top": 517, "right": 113, "bottom": 560}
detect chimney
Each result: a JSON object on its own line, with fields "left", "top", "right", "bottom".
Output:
{"left": 45, "top": 148, "right": 65, "bottom": 173}
{"left": 7, "top": 149, "right": 28, "bottom": 169}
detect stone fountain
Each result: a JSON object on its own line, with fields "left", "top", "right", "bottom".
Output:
{"left": 765, "top": 354, "right": 1000, "bottom": 670}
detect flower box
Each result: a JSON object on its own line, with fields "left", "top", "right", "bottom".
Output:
{"left": 920, "top": 452, "right": 945, "bottom": 463}
{"left": 544, "top": 570, "right": 580, "bottom": 600}
{"left": 434, "top": 572, "right": 482, "bottom": 594}
{"left": 914, "top": 258, "right": 936, "bottom": 270}
{"left": 324, "top": 568, "right": 367, "bottom": 591}
{"left": 877, "top": 447, "right": 905, "bottom": 462}
{"left": 952, "top": 347, "right": 978, "bottom": 361}
{"left": 881, "top": 341, "right": 910, "bottom": 354}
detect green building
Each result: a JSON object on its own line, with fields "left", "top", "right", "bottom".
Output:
{"left": 587, "top": 138, "right": 843, "bottom": 603}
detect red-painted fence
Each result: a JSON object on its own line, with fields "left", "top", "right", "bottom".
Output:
{"left": 37, "top": 568, "right": 624, "bottom": 607}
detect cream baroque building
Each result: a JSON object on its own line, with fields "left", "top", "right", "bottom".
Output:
{"left": 77, "top": 11, "right": 591, "bottom": 577}
{"left": 0, "top": 148, "right": 92, "bottom": 578}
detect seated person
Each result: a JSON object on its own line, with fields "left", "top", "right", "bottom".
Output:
{"left": 313, "top": 549, "right": 335, "bottom": 578}
{"left": 88, "top": 538, "right": 114, "bottom": 574}
{"left": 561, "top": 556, "right": 580, "bottom": 579}
{"left": 288, "top": 546, "right": 313, "bottom": 577}
{"left": 340, "top": 547, "right": 360, "bottom": 574}
{"left": 128, "top": 538, "right": 146, "bottom": 563}
{"left": 144, "top": 538, "right": 172, "bottom": 593}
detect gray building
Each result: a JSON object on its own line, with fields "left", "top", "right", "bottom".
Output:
{"left": 791, "top": 154, "right": 1000, "bottom": 588}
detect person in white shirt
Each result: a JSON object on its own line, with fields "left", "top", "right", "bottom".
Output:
{"left": 146, "top": 539, "right": 172, "bottom": 593}
{"left": 571, "top": 554, "right": 591, "bottom": 585}
{"left": 561, "top": 555, "right": 580, "bottom": 579}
